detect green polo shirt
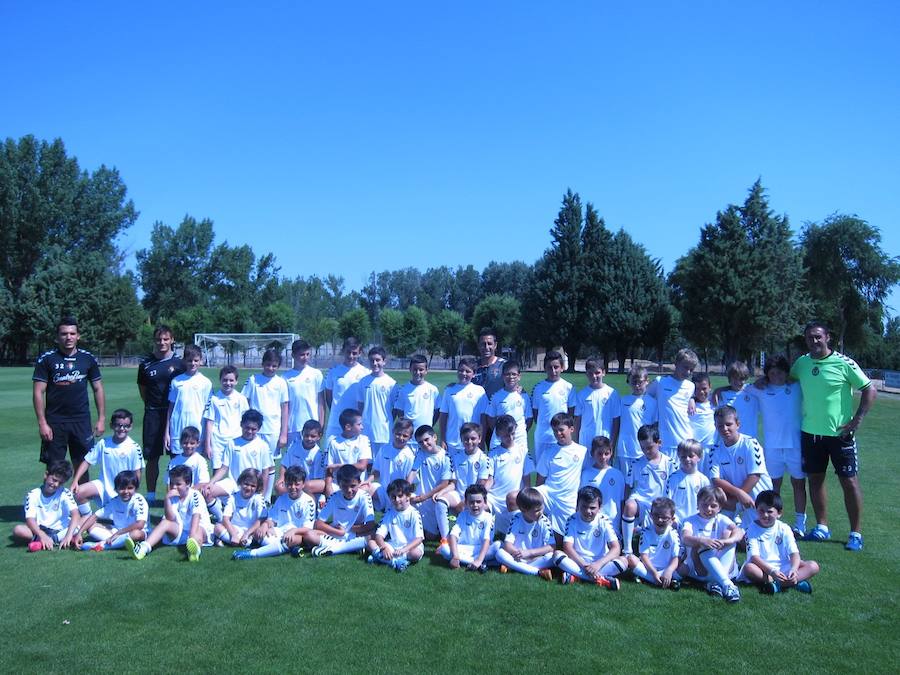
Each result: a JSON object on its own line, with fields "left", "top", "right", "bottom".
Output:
{"left": 790, "top": 351, "right": 871, "bottom": 436}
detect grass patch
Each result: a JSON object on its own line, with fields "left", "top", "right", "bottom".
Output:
{"left": 0, "top": 366, "right": 897, "bottom": 672}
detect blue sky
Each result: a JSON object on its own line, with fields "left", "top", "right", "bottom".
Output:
{"left": 2, "top": 2, "right": 898, "bottom": 312}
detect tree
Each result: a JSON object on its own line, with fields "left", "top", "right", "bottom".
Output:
{"left": 428, "top": 310, "right": 469, "bottom": 366}
{"left": 481, "top": 261, "right": 534, "bottom": 302}
{"left": 94, "top": 272, "right": 146, "bottom": 362}
{"left": 0, "top": 135, "right": 138, "bottom": 360}
{"left": 579, "top": 203, "right": 615, "bottom": 364}
{"left": 450, "top": 265, "right": 483, "bottom": 320}
{"left": 670, "top": 181, "right": 807, "bottom": 365}
{"left": 338, "top": 309, "right": 372, "bottom": 344}
{"left": 402, "top": 306, "right": 430, "bottom": 355}
{"left": 800, "top": 214, "right": 900, "bottom": 354}
{"left": 420, "top": 266, "right": 456, "bottom": 315}
{"left": 260, "top": 301, "right": 296, "bottom": 333}
{"left": 304, "top": 317, "right": 339, "bottom": 354}
{"left": 378, "top": 308, "right": 406, "bottom": 355}
{"left": 471, "top": 294, "right": 522, "bottom": 355}
{"left": 379, "top": 307, "right": 429, "bottom": 357}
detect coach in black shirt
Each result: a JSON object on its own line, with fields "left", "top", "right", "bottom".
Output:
{"left": 32, "top": 317, "right": 106, "bottom": 473}
{"left": 137, "top": 325, "right": 185, "bottom": 500}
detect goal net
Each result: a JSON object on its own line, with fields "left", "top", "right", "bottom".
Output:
{"left": 194, "top": 333, "right": 298, "bottom": 367}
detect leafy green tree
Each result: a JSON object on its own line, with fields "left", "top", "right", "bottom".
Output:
{"left": 378, "top": 308, "right": 406, "bottom": 355}
{"left": 800, "top": 214, "right": 900, "bottom": 354}
{"left": 0, "top": 135, "right": 137, "bottom": 360}
{"left": 420, "top": 266, "right": 456, "bottom": 315}
{"left": 402, "top": 306, "right": 430, "bottom": 355}
{"left": 304, "top": 317, "right": 339, "bottom": 354}
{"left": 171, "top": 305, "right": 216, "bottom": 346}
{"left": 208, "top": 243, "right": 280, "bottom": 310}
{"left": 481, "top": 261, "right": 534, "bottom": 302}
{"left": 428, "top": 309, "right": 470, "bottom": 366}
{"left": 450, "top": 265, "right": 483, "bottom": 320}
{"left": 471, "top": 294, "right": 522, "bottom": 355}
{"left": 94, "top": 272, "right": 146, "bottom": 362}
{"left": 379, "top": 307, "right": 429, "bottom": 356}
{"left": 260, "top": 301, "right": 296, "bottom": 333}
{"left": 670, "top": 181, "right": 807, "bottom": 364}
{"left": 338, "top": 309, "right": 372, "bottom": 344}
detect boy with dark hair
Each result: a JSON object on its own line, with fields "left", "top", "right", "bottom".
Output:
{"left": 391, "top": 354, "right": 439, "bottom": 445}
{"left": 166, "top": 344, "right": 212, "bottom": 456}
{"left": 14, "top": 460, "right": 80, "bottom": 551}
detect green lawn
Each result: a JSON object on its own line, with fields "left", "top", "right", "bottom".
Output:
{"left": 1, "top": 367, "right": 897, "bottom": 672}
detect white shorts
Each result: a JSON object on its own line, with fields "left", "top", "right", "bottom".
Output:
{"left": 215, "top": 477, "right": 239, "bottom": 496}
{"left": 163, "top": 519, "right": 213, "bottom": 546}
{"left": 534, "top": 484, "right": 575, "bottom": 535}
{"left": 737, "top": 557, "right": 792, "bottom": 583}
{"left": 438, "top": 542, "right": 495, "bottom": 565}
{"left": 765, "top": 447, "right": 805, "bottom": 480}
{"left": 416, "top": 500, "right": 439, "bottom": 535}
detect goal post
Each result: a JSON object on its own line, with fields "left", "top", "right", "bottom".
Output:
{"left": 194, "top": 333, "right": 298, "bottom": 368}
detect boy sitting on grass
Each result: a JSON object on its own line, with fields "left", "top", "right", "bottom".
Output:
{"left": 14, "top": 460, "right": 81, "bottom": 551}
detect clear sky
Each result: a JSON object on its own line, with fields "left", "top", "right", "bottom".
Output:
{"left": 2, "top": 2, "right": 898, "bottom": 311}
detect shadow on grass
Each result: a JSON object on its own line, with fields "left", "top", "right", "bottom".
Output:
{"left": 0, "top": 504, "right": 21, "bottom": 523}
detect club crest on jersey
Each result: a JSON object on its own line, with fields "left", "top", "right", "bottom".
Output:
{"left": 593, "top": 527, "right": 602, "bottom": 538}
{"left": 478, "top": 521, "right": 485, "bottom": 530}
{"left": 775, "top": 535, "right": 783, "bottom": 545}
{"left": 737, "top": 456, "right": 744, "bottom": 464}
{"left": 663, "top": 540, "right": 670, "bottom": 549}
{"left": 811, "top": 367, "right": 820, "bottom": 376}
{"left": 784, "top": 386, "right": 791, "bottom": 394}
{"left": 743, "top": 394, "right": 750, "bottom": 402}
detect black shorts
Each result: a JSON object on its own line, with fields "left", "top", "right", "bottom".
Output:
{"left": 40, "top": 420, "right": 93, "bottom": 468}
{"left": 801, "top": 431, "right": 859, "bottom": 478}
{"left": 142, "top": 408, "right": 169, "bottom": 459}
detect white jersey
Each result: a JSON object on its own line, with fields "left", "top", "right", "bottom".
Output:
{"left": 325, "top": 434, "right": 372, "bottom": 469}
{"left": 356, "top": 373, "right": 397, "bottom": 444}
{"left": 638, "top": 524, "right": 680, "bottom": 571}
{"left": 682, "top": 512, "right": 736, "bottom": 556}
{"left": 409, "top": 448, "right": 452, "bottom": 496}
{"left": 24, "top": 486, "right": 76, "bottom": 531}
{"left": 665, "top": 470, "right": 710, "bottom": 523}
{"left": 440, "top": 382, "right": 488, "bottom": 448}
{"left": 169, "top": 488, "right": 212, "bottom": 530}
{"left": 536, "top": 442, "right": 587, "bottom": 526}
{"left": 450, "top": 509, "right": 493, "bottom": 547}
{"left": 372, "top": 444, "right": 416, "bottom": 487}
{"left": 488, "top": 444, "right": 527, "bottom": 505}
{"left": 84, "top": 436, "right": 145, "bottom": 502}
{"left": 690, "top": 400, "right": 716, "bottom": 450}
{"left": 324, "top": 362, "right": 371, "bottom": 438}
{"left": 223, "top": 492, "right": 267, "bottom": 530}
{"left": 487, "top": 388, "right": 532, "bottom": 450}
{"left": 617, "top": 394, "right": 657, "bottom": 460}
{"left": 283, "top": 365, "right": 324, "bottom": 433}
{"left": 241, "top": 373, "right": 289, "bottom": 436}
{"left": 744, "top": 519, "right": 799, "bottom": 567}
{"left": 203, "top": 390, "right": 249, "bottom": 458}
{"left": 532, "top": 379, "right": 573, "bottom": 446}
{"left": 504, "top": 511, "right": 554, "bottom": 550}
{"left": 449, "top": 448, "right": 493, "bottom": 493}
{"left": 391, "top": 381, "right": 440, "bottom": 433}
{"left": 717, "top": 386, "right": 760, "bottom": 439}
{"left": 652, "top": 375, "right": 694, "bottom": 450}
{"left": 572, "top": 384, "right": 622, "bottom": 448}
{"left": 376, "top": 507, "right": 424, "bottom": 546}
{"left": 708, "top": 433, "right": 773, "bottom": 498}
{"left": 220, "top": 436, "right": 274, "bottom": 480}
{"left": 165, "top": 452, "right": 210, "bottom": 486}
{"left": 280, "top": 442, "right": 323, "bottom": 480}
{"left": 563, "top": 512, "right": 618, "bottom": 562}
{"left": 318, "top": 490, "right": 375, "bottom": 532}
{"left": 95, "top": 494, "right": 150, "bottom": 532}
{"left": 751, "top": 383, "right": 802, "bottom": 450}
{"left": 627, "top": 453, "right": 677, "bottom": 503}
{"left": 268, "top": 492, "right": 316, "bottom": 530}
{"left": 168, "top": 372, "right": 213, "bottom": 454}
{"left": 579, "top": 465, "right": 626, "bottom": 528}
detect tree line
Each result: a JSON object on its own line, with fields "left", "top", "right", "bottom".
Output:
{"left": 2, "top": 135, "right": 898, "bottom": 369}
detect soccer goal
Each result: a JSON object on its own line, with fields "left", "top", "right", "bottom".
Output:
{"left": 194, "top": 333, "right": 298, "bottom": 367}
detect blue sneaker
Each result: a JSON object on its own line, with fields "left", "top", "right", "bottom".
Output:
{"left": 232, "top": 550, "right": 252, "bottom": 561}
{"left": 391, "top": 555, "right": 410, "bottom": 573}
{"left": 561, "top": 572, "right": 575, "bottom": 585}
{"left": 723, "top": 584, "right": 741, "bottom": 603}
{"left": 761, "top": 580, "right": 781, "bottom": 595}
{"left": 845, "top": 532, "right": 864, "bottom": 551}
{"left": 795, "top": 580, "right": 813, "bottom": 594}
{"left": 367, "top": 550, "right": 385, "bottom": 565}
{"left": 804, "top": 525, "right": 831, "bottom": 542}
{"left": 289, "top": 545, "right": 305, "bottom": 558}
{"left": 706, "top": 582, "right": 724, "bottom": 598}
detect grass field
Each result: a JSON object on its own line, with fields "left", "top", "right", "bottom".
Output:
{"left": 1, "top": 366, "right": 898, "bottom": 673}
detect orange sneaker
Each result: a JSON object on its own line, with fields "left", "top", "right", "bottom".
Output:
{"left": 499, "top": 564, "right": 509, "bottom": 574}
{"left": 538, "top": 569, "right": 553, "bottom": 581}
{"left": 596, "top": 576, "right": 620, "bottom": 591}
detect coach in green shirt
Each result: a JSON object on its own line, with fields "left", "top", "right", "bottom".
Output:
{"left": 790, "top": 321, "right": 876, "bottom": 551}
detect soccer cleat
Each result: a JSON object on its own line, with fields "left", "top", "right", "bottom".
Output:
{"left": 561, "top": 572, "right": 575, "bottom": 585}
{"left": 596, "top": 576, "right": 620, "bottom": 591}
{"left": 130, "top": 541, "right": 148, "bottom": 560}
{"left": 723, "top": 584, "right": 741, "bottom": 603}
{"left": 761, "top": 580, "right": 781, "bottom": 595}
{"left": 538, "top": 569, "right": 554, "bottom": 582}
{"left": 27, "top": 541, "right": 43, "bottom": 553}
{"left": 186, "top": 538, "right": 201, "bottom": 562}
{"left": 795, "top": 580, "right": 813, "bottom": 594}
{"left": 669, "top": 579, "right": 681, "bottom": 591}
{"left": 476, "top": 563, "right": 488, "bottom": 574}
{"left": 498, "top": 564, "right": 509, "bottom": 574}
{"left": 289, "top": 545, "right": 305, "bottom": 558}
{"left": 232, "top": 549, "right": 253, "bottom": 561}
{"left": 791, "top": 525, "right": 805, "bottom": 539}
{"left": 311, "top": 542, "right": 333, "bottom": 557}
{"left": 845, "top": 532, "right": 864, "bottom": 551}
{"left": 804, "top": 525, "right": 831, "bottom": 542}
{"left": 367, "top": 550, "right": 385, "bottom": 565}
{"left": 706, "top": 582, "right": 724, "bottom": 598}
{"left": 91, "top": 543, "right": 106, "bottom": 552}
{"left": 392, "top": 557, "right": 410, "bottom": 573}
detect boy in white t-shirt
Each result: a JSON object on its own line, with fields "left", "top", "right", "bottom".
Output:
{"left": 14, "top": 460, "right": 80, "bottom": 551}
{"left": 628, "top": 496, "right": 681, "bottom": 590}
{"left": 621, "top": 424, "right": 677, "bottom": 554}
{"left": 689, "top": 372, "right": 715, "bottom": 472}
{"left": 356, "top": 346, "right": 396, "bottom": 458}
{"left": 486, "top": 415, "right": 527, "bottom": 533}
{"left": 751, "top": 355, "right": 807, "bottom": 536}
{"left": 439, "top": 357, "right": 488, "bottom": 453}
{"left": 555, "top": 485, "right": 629, "bottom": 589}
{"left": 276, "top": 419, "right": 325, "bottom": 499}
{"left": 616, "top": 365, "right": 657, "bottom": 477}
{"left": 738, "top": 490, "right": 819, "bottom": 594}
{"left": 579, "top": 435, "right": 626, "bottom": 532}
{"left": 437, "top": 484, "right": 495, "bottom": 572}
{"left": 366, "top": 419, "right": 416, "bottom": 511}
{"left": 491, "top": 487, "right": 555, "bottom": 580}
{"left": 485, "top": 360, "right": 532, "bottom": 453}
{"left": 708, "top": 406, "right": 773, "bottom": 515}
{"left": 235, "top": 465, "right": 316, "bottom": 559}
{"left": 76, "top": 470, "right": 149, "bottom": 551}
{"left": 407, "top": 425, "right": 453, "bottom": 540}
{"left": 166, "top": 427, "right": 211, "bottom": 487}
{"left": 127, "top": 465, "right": 213, "bottom": 562}
{"left": 242, "top": 349, "right": 289, "bottom": 501}
{"left": 305, "top": 464, "right": 376, "bottom": 557}
{"left": 283, "top": 339, "right": 325, "bottom": 447}
{"left": 712, "top": 361, "right": 760, "bottom": 439}
{"left": 214, "top": 468, "right": 267, "bottom": 548}
{"left": 366, "top": 478, "right": 425, "bottom": 572}
{"left": 646, "top": 348, "right": 697, "bottom": 455}
{"left": 531, "top": 351, "right": 574, "bottom": 465}
{"left": 665, "top": 439, "right": 710, "bottom": 524}
{"left": 203, "top": 365, "right": 249, "bottom": 463}
{"left": 324, "top": 337, "right": 370, "bottom": 440}
{"left": 166, "top": 344, "right": 212, "bottom": 456}
{"left": 391, "top": 354, "right": 439, "bottom": 444}
{"left": 323, "top": 409, "right": 372, "bottom": 496}
{"left": 436, "top": 423, "right": 492, "bottom": 542}
{"left": 572, "top": 357, "right": 621, "bottom": 454}
{"left": 71, "top": 409, "right": 144, "bottom": 515}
